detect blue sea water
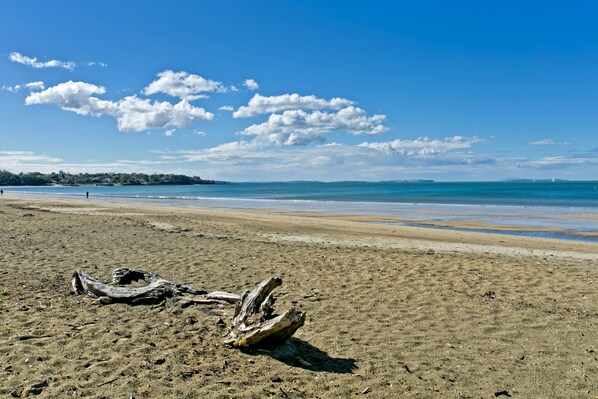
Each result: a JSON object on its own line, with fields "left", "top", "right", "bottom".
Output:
{"left": 5, "top": 181, "right": 598, "bottom": 206}
{"left": 4, "top": 181, "right": 598, "bottom": 242}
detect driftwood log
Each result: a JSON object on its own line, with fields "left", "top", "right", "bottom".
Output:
{"left": 225, "top": 277, "right": 306, "bottom": 347}
{"left": 71, "top": 268, "right": 305, "bottom": 348}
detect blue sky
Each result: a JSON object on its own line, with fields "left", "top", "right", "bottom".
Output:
{"left": 1, "top": 1, "right": 597, "bottom": 181}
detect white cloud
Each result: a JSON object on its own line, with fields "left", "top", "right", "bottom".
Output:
{"left": 1, "top": 85, "right": 18, "bottom": 93}
{"left": 2, "top": 81, "right": 45, "bottom": 93}
{"left": 0, "top": 150, "right": 62, "bottom": 163}
{"left": 9, "top": 51, "right": 76, "bottom": 71}
{"left": 25, "top": 81, "right": 118, "bottom": 116}
{"left": 84, "top": 61, "right": 108, "bottom": 67}
{"left": 359, "top": 136, "right": 481, "bottom": 156}
{"left": 116, "top": 96, "right": 213, "bottom": 132}
{"left": 143, "top": 70, "right": 226, "bottom": 100}
{"left": 164, "top": 129, "right": 175, "bottom": 137}
{"left": 243, "top": 79, "right": 259, "bottom": 91}
{"left": 193, "top": 130, "right": 207, "bottom": 136}
{"left": 0, "top": 150, "right": 173, "bottom": 174}
{"left": 240, "top": 106, "right": 388, "bottom": 146}
{"left": 152, "top": 137, "right": 499, "bottom": 181}
{"left": 25, "top": 81, "right": 46, "bottom": 91}
{"left": 190, "top": 136, "right": 484, "bottom": 166}
{"left": 218, "top": 105, "right": 234, "bottom": 111}
{"left": 24, "top": 81, "right": 214, "bottom": 132}
{"left": 233, "top": 93, "right": 355, "bottom": 118}
{"left": 518, "top": 154, "right": 598, "bottom": 169}
{"left": 528, "top": 139, "right": 571, "bottom": 146}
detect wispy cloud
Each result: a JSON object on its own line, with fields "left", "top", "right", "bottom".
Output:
{"left": 9, "top": 51, "right": 76, "bottom": 71}
{"left": 2, "top": 81, "right": 45, "bottom": 93}
{"left": 528, "top": 139, "right": 571, "bottom": 146}
{"left": 218, "top": 105, "right": 234, "bottom": 111}
{"left": 518, "top": 154, "right": 598, "bottom": 169}
{"left": 4, "top": 139, "right": 594, "bottom": 181}
{"left": 0, "top": 150, "right": 172, "bottom": 174}
{"left": 0, "top": 150, "right": 62, "bottom": 164}
{"left": 150, "top": 136, "right": 497, "bottom": 181}
{"left": 83, "top": 61, "right": 108, "bottom": 68}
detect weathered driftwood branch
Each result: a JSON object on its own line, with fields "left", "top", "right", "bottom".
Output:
{"left": 225, "top": 277, "right": 306, "bottom": 348}
{"left": 71, "top": 268, "right": 305, "bottom": 347}
{"left": 72, "top": 268, "right": 240, "bottom": 305}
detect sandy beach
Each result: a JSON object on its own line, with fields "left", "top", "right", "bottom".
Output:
{"left": 1, "top": 197, "right": 597, "bottom": 398}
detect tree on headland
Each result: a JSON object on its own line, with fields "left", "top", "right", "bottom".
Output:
{"left": 0, "top": 170, "right": 215, "bottom": 186}
{"left": 0, "top": 170, "right": 21, "bottom": 186}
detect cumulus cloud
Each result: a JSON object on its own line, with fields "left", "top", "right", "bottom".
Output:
{"left": 9, "top": 51, "right": 76, "bottom": 71}
{"left": 143, "top": 70, "right": 226, "bottom": 100}
{"left": 240, "top": 106, "right": 388, "bottom": 146}
{"left": 359, "top": 136, "right": 481, "bottom": 156}
{"left": 164, "top": 129, "right": 175, "bottom": 137}
{"left": 233, "top": 93, "right": 355, "bottom": 118}
{"left": 25, "top": 81, "right": 118, "bottom": 116}
{"left": 243, "top": 79, "right": 259, "bottom": 91}
{"left": 2, "top": 81, "right": 45, "bottom": 93}
{"left": 25, "top": 81, "right": 213, "bottom": 132}
{"left": 116, "top": 96, "right": 213, "bottom": 132}
{"left": 528, "top": 139, "right": 571, "bottom": 146}
{"left": 218, "top": 105, "right": 234, "bottom": 111}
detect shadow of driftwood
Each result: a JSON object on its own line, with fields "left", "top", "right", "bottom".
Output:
{"left": 244, "top": 337, "right": 357, "bottom": 374}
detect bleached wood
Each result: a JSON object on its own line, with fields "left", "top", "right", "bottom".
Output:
{"left": 72, "top": 268, "right": 223, "bottom": 304}
{"left": 72, "top": 269, "right": 304, "bottom": 347}
{"left": 225, "top": 277, "right": 306, "bottom": 348}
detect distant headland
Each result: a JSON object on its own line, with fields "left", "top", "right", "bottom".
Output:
{"left": 0, "top": 170, "right": 215, "bottom": 186}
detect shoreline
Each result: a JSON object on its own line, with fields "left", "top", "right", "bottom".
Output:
{"left": 4, "top": 190, "right": 598, "bottom": 245}
{"left": 3, "top": 194, "right": 597, "bottom": 259}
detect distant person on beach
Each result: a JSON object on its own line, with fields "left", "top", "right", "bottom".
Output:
{"left": 86, "top": 191, "right": 89, "bottom": 199}
{"left": 0, "top": 189, "right": 3, "bottom": 195}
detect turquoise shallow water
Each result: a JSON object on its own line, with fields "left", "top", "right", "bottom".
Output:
{"left": 4, "top": 181, "right": 598, "bottom": 242}
{"left": 4, "top": 181, "right": 598, "bottom": 207}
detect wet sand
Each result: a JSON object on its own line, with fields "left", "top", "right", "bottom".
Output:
{"left": 1, "top": 197, "right": 597, "bottom": 398}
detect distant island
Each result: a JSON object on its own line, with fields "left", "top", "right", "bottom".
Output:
{"left": 0, "top": 170, "right": 215, "bottom": 186}
{"left": 379, "top": 179, "right": 435, "bottom": 183}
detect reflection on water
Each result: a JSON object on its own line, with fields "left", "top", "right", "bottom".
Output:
{"left": 377, "top": 221, "right": 598, "bottom": 243}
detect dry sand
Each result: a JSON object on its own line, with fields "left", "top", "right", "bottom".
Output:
{"left": 1, "top": 197, "right": 597, "bottom": 398}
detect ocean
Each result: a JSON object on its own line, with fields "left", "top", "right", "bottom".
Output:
{"left": 4, "top": 181, "right": 598, "bottom": 242}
